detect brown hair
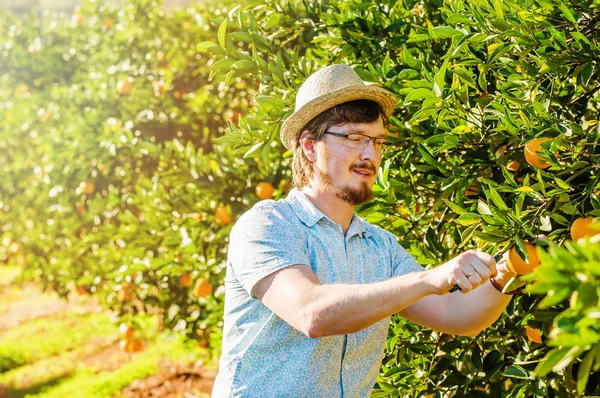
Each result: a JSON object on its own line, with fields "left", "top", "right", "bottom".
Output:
{"left": 291, "top": 99, "right": 387, "bottom": 189}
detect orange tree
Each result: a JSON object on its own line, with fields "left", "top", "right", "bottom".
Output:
{"left": 203, "top": 0, "right": 600, "bottom": 396}
{"left": 0, "top": 0, "right": 295, "bottom": 351}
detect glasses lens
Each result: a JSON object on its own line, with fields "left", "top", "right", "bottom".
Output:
{"left": 345, "top": 134, "right": 368, "bottom": 148}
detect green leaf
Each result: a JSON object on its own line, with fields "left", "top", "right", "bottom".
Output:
{"left": 443, "top": 199, "right": 467, "bottom": 215}
{"left": 405, "top": 88, "right": 437, "bottom": 102}
{"left": 243, "top": 142, "right": 264, "bottom": 158}
{"left": 456, "top": 213, "right": 481, "bottom": 226}
{"left": 577, "top": 350, "right": 595, "bottom": 396}
{"left": 230, "top": 32, "right": 254, "bottom": 43}
{"left": 503, "top": 364, "right": 530, "bottom": 379}
{"left": 218, "top": 19, "right": 228, "bottom": 48}
{"left": 434, "top": 59, "right": 449, "bottom": 97}
{"left": 407, "top": 33, "right": 433, "bottom": 43}
{"left": 488, "top": 186, "right": 509, "bottom": 211}
{"left": 559, "top": 2, "right": 577, "bottom": 24}
{"left": 431, "top": 26, "right": 463, "bottom": 39}
{"left": 581, "top": 62, "right": 595, "bottom": 87}
{"left": 255, "top": 96, "right": 285, "bottom": 113}
{"left": 535, "top": 347, "right": 571, "bottom": 377}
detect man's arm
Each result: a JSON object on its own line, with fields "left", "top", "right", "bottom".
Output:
{"left": 254, "top": 250, "right": 507, "bottom": 338}
{"left": 399, "top": 256, "right": 515, "bottom": 337}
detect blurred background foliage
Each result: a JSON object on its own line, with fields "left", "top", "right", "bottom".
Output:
{"left": 1, "top": 0, "right": 600, "bottom": 396}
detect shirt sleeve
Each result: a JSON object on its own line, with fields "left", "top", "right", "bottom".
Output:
{"left": 389, "top": 233, "right": 425, "bottom": 277}
{"left": 228, "top": 201, "right": 310, "bottom": 298}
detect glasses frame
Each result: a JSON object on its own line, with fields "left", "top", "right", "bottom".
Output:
{"left": 323, "top": 131, "right": 392, "bottom": 151}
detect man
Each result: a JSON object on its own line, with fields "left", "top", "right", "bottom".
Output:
{"left": 212, "top": 64, "right": 519, "bottom": 397}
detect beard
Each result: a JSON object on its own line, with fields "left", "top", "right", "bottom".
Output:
{"left": 315, "top": 163, "right": 375, "bottom": 206}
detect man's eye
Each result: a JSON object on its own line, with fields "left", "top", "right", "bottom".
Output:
{"left": 347, "top": 136, "right": 362, "bottom": 142}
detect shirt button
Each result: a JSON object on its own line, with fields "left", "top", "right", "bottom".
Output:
{"left": 344, "top": 363, "right": 351, "bottom": 370}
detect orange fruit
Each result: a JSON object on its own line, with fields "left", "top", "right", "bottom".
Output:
{"left": 76, "top": 286, "right": 87, "bottom": 296}
{"left": 506, "top": 160, "right": 520, "bottom": 172}
{"left": 126, "top": 338, "right": 143, "bottom": 352}
{"left": 76, "top": 202, "right": 87, "bottom": 215}
{"left": 120, "top": 323, "right": 135, "bottom": 339}
{"left": 256, "top": 182, "right": 275, "bottom": 200}
{"left": 103, "top": 17, "right": 115, "bottom": 29}
{"left": 526, "top": 326, "right": 543, "bottom": 344}
{"left": 524, "top": 138, "right": 553, "bottom": 169}
{"left": 215, "top": 206, "right": 233, "bottom": 225}
{"left": 40, "top": 112, "right": 54, "bottom": 123}
{"left": 116, "top": 79, "right": 133, "bottom": 95}
{"left": 507, "top": 242, "right": 540, "bottom": 275}
{"left": 117, "top": 282, "right": 133, "bottom": 301}
{"left": 179, "top": 272, "right": 192, "bottom": 288}
{"left": 571, "top": 217, "right": 600, "bottom": 241}
{"left": 192, "top": 278, "right": 212, "bottom": 298}
{"left": 71, "top": 12, "right": 83, "bottom": 26}
{"left": 79, "top": 181, "right": 95, "bottom": 195}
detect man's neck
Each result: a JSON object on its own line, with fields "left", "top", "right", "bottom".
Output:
{"left": 300, "top": 186, "right": 355, "bottom": 235}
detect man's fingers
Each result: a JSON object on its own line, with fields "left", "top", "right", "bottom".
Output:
{"left": 454, "top": 273, "right": 474, "bottom": 292}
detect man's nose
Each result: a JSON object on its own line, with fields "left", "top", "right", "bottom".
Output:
{"left": 360, "top": 138, "right": 378, "bottom": 160}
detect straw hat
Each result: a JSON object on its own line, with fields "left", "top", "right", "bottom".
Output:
{"left": 280, "top": 64, "right": 398, "bottom": 150}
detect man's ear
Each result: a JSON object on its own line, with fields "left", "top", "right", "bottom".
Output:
{"left": 299, "top": 130, "right": 317, "bottom": 162}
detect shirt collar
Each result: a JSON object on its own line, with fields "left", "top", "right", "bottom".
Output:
{"left": 286, "top": 188, "right": 371, "bottom": 239}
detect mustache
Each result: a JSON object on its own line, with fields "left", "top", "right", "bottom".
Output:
{"left": 350, "top": 163, "right": 377, "bottom": 173}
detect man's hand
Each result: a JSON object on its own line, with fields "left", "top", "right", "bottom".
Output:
{"left": 426, "top": 250, "right": 497, "bottom": 294}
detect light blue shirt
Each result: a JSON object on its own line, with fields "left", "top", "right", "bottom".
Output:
{"left": 212, "top": 188, "right": 424, "bottom": 397}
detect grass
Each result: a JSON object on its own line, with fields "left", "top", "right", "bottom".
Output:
{"left": 23, "top": 333, "right": 209, "bottom": 398}
{"left": 0, "top": 265, "right": 21, "bottom": 285}
{"left": 0, "top": 311, "right": 119, "bottom": 373}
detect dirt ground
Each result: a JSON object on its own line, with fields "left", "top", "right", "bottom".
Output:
{"left": 0, "top": 281, "right": 216, "bottom": 397}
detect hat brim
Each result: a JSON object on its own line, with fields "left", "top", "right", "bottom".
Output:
{"left": 280, "top": 85, "right": 398, "bottom": 150}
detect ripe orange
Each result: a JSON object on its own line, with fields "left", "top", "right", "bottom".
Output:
{"left": 79, "top": 180, "right": 95, "bottom": 195}
{"left": 117, "top": 282, "right": 133, "bottom": 301}
{"left": 116, "top": 79, "right": 133, "bottom": 95}
{"left": 256, "top": 182, "right": 275, "bottom": 200}
{"left": 524, "top": 138, "right": 552, "bottom": 169}
{"left": 192, "top": 278, "right": 212, "bottom": 298}
{"left": 119, "top": 323, "right": 135, "bottom": 339}
{"left": 40, "top": 112, "right": 53, "bottom": 123}
{"left": 215, "top": 206, "right": 233, "bottom": 225}
{"left": 506, "top": 160, "right": 520, "bottom": 172}
{"left": 76, "top": 201, "right": 87, "bottom": 215}
{"left": 571, "top": 217, "right": 600, "bottom": 241}
{"left": 103, "top": 17, "right": 115, "bottom": 29}
{"left": 526, "top": 326, "right": 543, "bottom": 344}
{"left": 120, "top": 338, "right": 143, "bottom": 353}
{"left": 179, "top": 272, "right": 192, "bottom": 288}
{"left": 507, "top": 242, "right": 540, "bottom": 275}
{"left": 71, "top": 12, "right": 83, "bottom": 26}
{"left": 76, "top": 286, "right": 87, "bottom": 296}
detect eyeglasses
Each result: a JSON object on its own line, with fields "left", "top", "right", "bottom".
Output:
{"left": 323, "top": 131, "right": 392, "bottom": 151}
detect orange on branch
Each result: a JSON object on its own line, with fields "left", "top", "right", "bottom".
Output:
{"left": 524, "top": 138, "right": 553, "bottom": 169}
{"left": 571, "top": 217, "right": 600, "bottom": 241}
{"left": 215, "top": 206, "right": 233, "bottom": 225}
{"left": 79, "top": 181, "right": 95, "bottom": 195}
{"left": 192, "top": 278, "right": 212, "bottom": 298}
{"left": 103, "top": 17, "right": 115, "bottom": 29}
{"left": 526, "top": 326, "right": 543, "bottom": 344}
{"left": 71, "top": 12, "right": 83, "bottom": 26}
{"left": 179, "top": 272, "right": 192, "bottom": 288}
{"left": 506, "top": 160, "right": 520, "bottom": 172}
{"left": 256, "top": 182, "right": 275, "bottom": 200}
{"left": 116, "top": 79, "right": 133, "bottom": 96}
{"left": 507, "top": 242, "right": 540, "bottom": 275}
{"left": 119, "top": 323, "right": 135, "bottom": 339}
